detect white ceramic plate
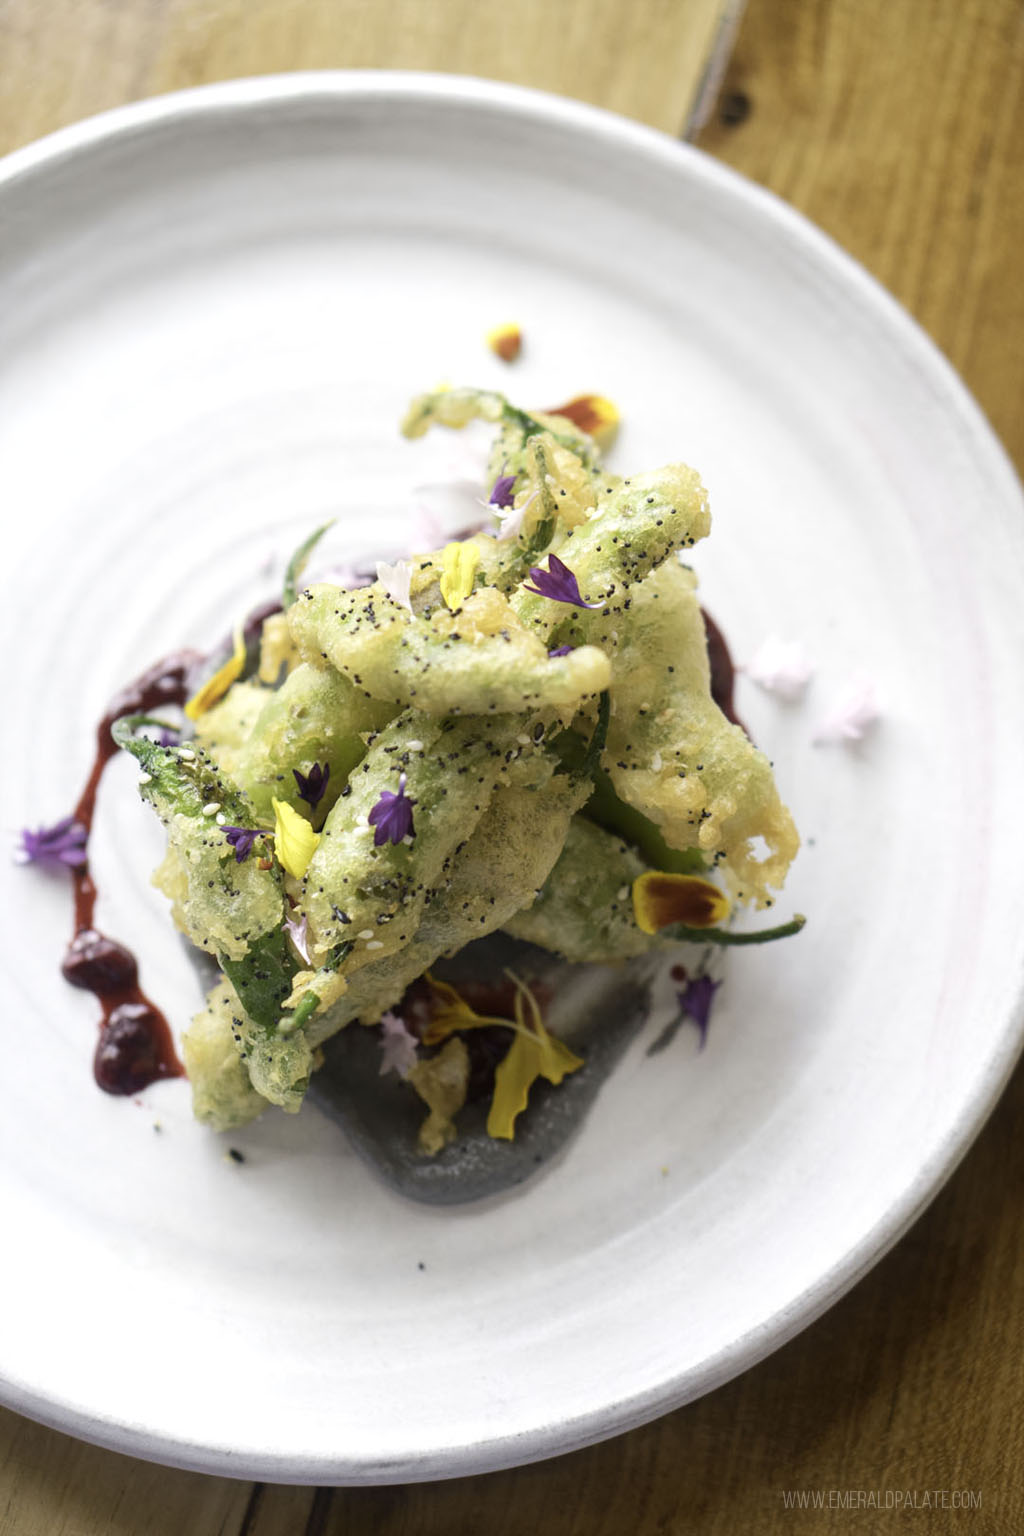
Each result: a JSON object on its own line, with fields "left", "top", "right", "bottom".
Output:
{"left": 2, "top": 73, "right": 1023, "bottom": 1485}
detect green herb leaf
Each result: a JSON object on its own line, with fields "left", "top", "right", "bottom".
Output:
{"left": 669, "top": 913, "right": 807, "bottom": 946}
{"left": 500, "top": 399, "right": 595, "bottom": 460}
{"left": 579, "top": 691, "right": 611, "bottom": 782}
{"left": 283, "top": 521, "right": 335, "bottom": 608}
{"left": 112, "top": 716, "right": 252, "bottom": 824}
{"left": 287, "top": 989, "right": 321, "bottom": 1033}
{"left": 221, "top": 928, "right": 299, "bottom": 1034}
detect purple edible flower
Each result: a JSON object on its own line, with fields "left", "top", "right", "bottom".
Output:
{"left": 223, "top": 826, "right": 271, "bottom": 864}
{"left": 293, "top": 761, "right": 330, "bottom": 809}
{"left": 677, "top": 974, "right": 721, "bottom": 1051}
{"left": 367, "top": 772, "right": 416, "bottom": 847}
{"left": 523, "top": 553, "right": 602, "bottom": 609}
{"left": 16, "top": 815, "right": 88, "bottom": 870}
{"left": 157, "top": 727, "right": 181, "bottom": 747}
{"left": 548, "top": 643, "right": 574, "bottom": 658}
{"left": 488, "top": 472, "right": 518, "bottom": 509}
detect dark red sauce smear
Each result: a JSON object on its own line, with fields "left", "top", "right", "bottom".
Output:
{"left": 702, "top": 608, "right": 744, "bottom": 731}
{"left": 62, "top": 651, "right": 201, "bottom": 1095}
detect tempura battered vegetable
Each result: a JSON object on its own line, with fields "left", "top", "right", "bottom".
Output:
{"left": 222, "top": 663, "right": 394, "bottom": 820}
{"left": 114, "top": 385, "right": 803, "bottom": 1150}
{"left": 289, "top": 581, "right": 612, "bottom": 716}
{"left": 299, "top": 709, "right": 556, "bottom": 978}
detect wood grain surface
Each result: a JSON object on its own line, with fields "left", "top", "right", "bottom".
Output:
{"left": 2, "top": 0, "right": 1023, "bottom": 1531}
{"left": 0, "top": 0, "right": 734, "bottom": 149}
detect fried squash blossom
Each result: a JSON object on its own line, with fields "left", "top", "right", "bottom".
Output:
{"left": 115, "top": 386, "right": 801, "bottom": 1150}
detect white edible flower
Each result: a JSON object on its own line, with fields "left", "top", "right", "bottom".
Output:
{"left": 744, "top": 635, "right": 814, "bottom": 701}
{"left": 283, "top": 912, "right": 310, "bottom": 965}
{"left": 813, "top": 673, "right": 881, "bottom": 744}
{"left": 492, "top": 488, "right": 539, "bottom": 542}
{"left": 493, "top": 499, "right": 527, "bottom": 540}
{"left": 376, "top": 558, "right": 414, "bottom": 613}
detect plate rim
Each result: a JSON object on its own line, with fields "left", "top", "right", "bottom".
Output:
{"left": 3, "top": 68, "right": 1024, "bottom": 1484}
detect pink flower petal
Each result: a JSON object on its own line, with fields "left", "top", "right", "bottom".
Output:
{"left": 378, "top": 1011, "right": 419, "bottom": 1078}
{"left": 813, "top": 673, "right": 881, "bottom": 744}
{"left": 744, "top": 635, "right": 814, "bottom": 701}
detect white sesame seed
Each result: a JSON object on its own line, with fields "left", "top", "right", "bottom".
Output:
{"left": 406, "top": 739, "right": 424, "bottom": 752}
{"left": 651, "top": 751, "right": 663, "bottom": 773}
{"left": 366, "top": 939, "right": 384, "bottom": 950}
{"left": 202, "top": 802, "right": 221, "bottom": 816}
{"left": 137, "top": 772, "right": 152, "bottom": 785}
{"left": 402, "top": 834, "right": 414, "bottom": 846}
{"left": 357, "top": 929, "right": 374, "bottom": 940}
{"left": 277, "top": 1014, "right": 298, "bottom": 1036}
{"left": 617, "top": 885, "right": 629, "bottom": 900}
{"left": 216, "top": 813, "right": 226, "bottom": 826}
{"left": 177, "top": 747, "right": 196, "bottom": 761}
{"left": 516, "top": 734, "right": 530, "bottom": 746}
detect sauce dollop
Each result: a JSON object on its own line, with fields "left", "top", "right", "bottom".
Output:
{"left": 61, "top": 651, "right": 201, "bottom": 1094}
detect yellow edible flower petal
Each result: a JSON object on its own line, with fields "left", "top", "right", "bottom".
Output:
{"left": 487, "top": 1020, "right": 583, "bottom": 1141}
{"left": 632, "top": 871, "right": 731, "bottom": 935}
{"left": 184, "top": 625, "right": 246, "bottom": 721}
{"left": 439, "top": 540, "right": 480, "bottom": 612}
{"left": 271, "top": 797, "right": 320, "bottom": 880}
{"left": 408, "top": 1038, "right": 469, "bottom": 1154}
{"left": 420, "top": 974, "right": 491, "bottom": 1043}
{"left": 421, "top": 974, "right": 583, "bottom": 1141}
{"left": 543, "top": 393, "right": 620, "bottom": 449}
{"left": 485, "top": 322, "right": 523, "bottom": 363}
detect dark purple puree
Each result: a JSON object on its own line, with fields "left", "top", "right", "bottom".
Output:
{"left": 701, "top": 607, "right": 743, "bottom": 730}
{"left": 54, "top": 614, "right": 739, "bottom": 1098}
{"left": 61, "top": 652, "right": 201, "bottom": 1095}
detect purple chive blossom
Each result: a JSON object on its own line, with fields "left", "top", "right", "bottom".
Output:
{"left": 367, "top": 772, "right": 416, "bottom": 847}
{"left": 16, "top": 815, "right": 88, "bottom": 870}
{"left": 523, "top": 553, "right": 602, "bottom": 609}
{"left": 293, "top": 761, "right": 330, "bottom": 809}
{"left": 677, "top": 974, "right": 721, "bottom": 1051}
{"left": 488, "top": 472, "right": 518, "bottom": 509}
{"left": 157, "top": 727, "right": 181, "bottom": 747}
{"left": 223, "top": 826, "right": 272, "bottom": 864}
{"left": 548, "top": 643, "right": 575, "bottom": 658}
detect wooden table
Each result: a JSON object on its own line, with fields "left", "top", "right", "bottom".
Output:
{"left": 2, "top": 1, "right": 1023, "bottom": 1530}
